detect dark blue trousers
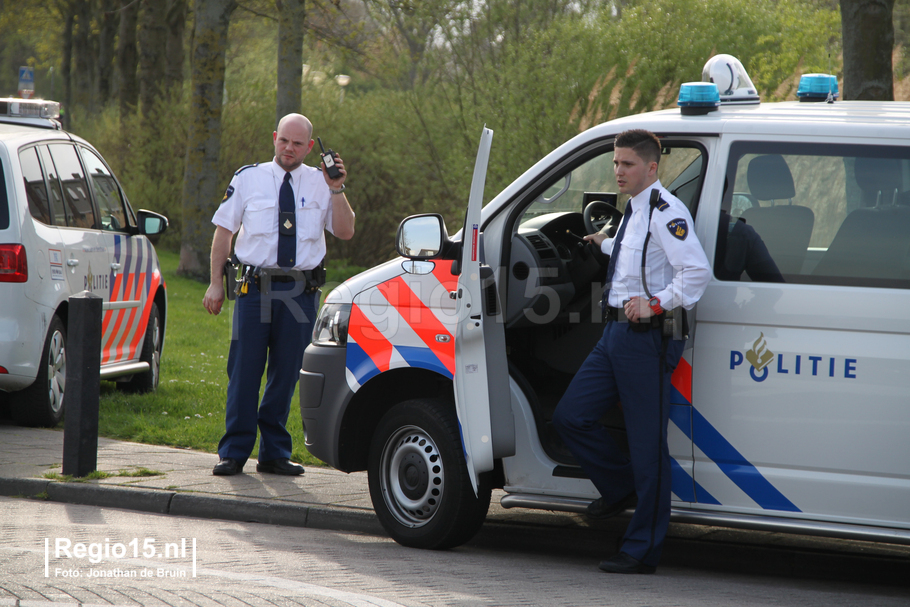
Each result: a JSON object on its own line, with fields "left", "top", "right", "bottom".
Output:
{"left": 218, "top": 280, "right": 317, "bottom": 464}
{"left": 552, "top": 321, "right": 683, "bottom": 567}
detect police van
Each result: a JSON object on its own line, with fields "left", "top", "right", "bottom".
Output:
{"left": 300, "top": 56, "right": 910, "bottom": 550}
{"left": 0, "top": 99, "right": 169, "bottom": 427}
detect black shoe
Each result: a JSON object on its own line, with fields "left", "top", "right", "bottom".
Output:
{"left": 586, "top": 491, "right": 637, "bottom": 519}
{"left": 256, "top": 458, "right": 305, "bottom": 476}
{"left": 598, "top": 552, "right": 656, "bottom": 574}
{"left": 213, "top": 458, "right": 243, "bottom": 476}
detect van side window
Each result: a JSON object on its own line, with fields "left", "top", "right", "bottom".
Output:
{"left": 80, "top": 147, "right": 129, "bottom": 231}
{"left": 718, "top": 141, "right": 910, "bottom": 289}
{"left": 520, "top": 144, "right": 705, "bottom": 226}
{"left": 47, "top": 143, "right": 95, "bottom": 229}
{"left": 19, "top": 147, "right": 52, "bottom": 225}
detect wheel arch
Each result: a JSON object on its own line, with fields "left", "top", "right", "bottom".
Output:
{"left": 337, "top": 367, "right": 454, "bottom": 473}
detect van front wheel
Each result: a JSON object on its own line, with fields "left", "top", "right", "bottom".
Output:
{"left": 368, "top": 398, "right": 491, "bottom": 549}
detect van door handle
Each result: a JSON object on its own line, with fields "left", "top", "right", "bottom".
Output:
{"left": 66, "top": 259, "right": 79, "bottom": 267}
{"left": 111, "top": 263, "right": 121, "bottom": 271}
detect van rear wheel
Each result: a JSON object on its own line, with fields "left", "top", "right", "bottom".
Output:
{"left": 368, "top": 398, "right": 491, "bottom": 549}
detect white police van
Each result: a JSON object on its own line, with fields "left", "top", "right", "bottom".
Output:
{"left": 300, "top": 56, "right": 910, "bottom": 550}
{"left": 0, "top": 99, "right": 169, "bottom": 427}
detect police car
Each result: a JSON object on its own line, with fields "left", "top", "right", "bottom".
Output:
{"left": 0, "top": 99, "right": 168, "bottom": 427}
{"left": 300, "top": 56, "right": 910, "bottom": 550}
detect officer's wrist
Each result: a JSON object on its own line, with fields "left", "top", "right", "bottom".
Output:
{"left": 329, "top": 184, "right": 345, "bottom": 195}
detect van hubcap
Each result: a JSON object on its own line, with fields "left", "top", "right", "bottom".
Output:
{"left": 380, "top": 425, "right": 445, "bottom": 528}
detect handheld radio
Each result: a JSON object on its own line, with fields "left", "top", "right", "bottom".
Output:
{"left": 317, "top": 137, "right": 342, "bottom": 180}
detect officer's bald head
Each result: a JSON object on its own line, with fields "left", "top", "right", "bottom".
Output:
{"left": 273, "top": 114, "right": 315, "bottom": 171}
{"left": 276, "top": 113, "right": 313, "bottom": 141}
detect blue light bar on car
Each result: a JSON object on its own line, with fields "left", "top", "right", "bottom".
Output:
{"left": 797, "top": 74, "right": 839, "bottom": 102}
{"left": 0, "top": 98, "right": 61, "bottom": 119}
{"left": 678, "top": 82, "right": 720, "bottom": 115}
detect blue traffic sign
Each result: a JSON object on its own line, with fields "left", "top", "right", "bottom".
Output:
{"left": 18, "top": 66, "right": 34, "bottom": 85}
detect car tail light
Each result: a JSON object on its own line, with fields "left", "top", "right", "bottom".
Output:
{"left": 0, "top": 244, "right": 27, "bottom": 282}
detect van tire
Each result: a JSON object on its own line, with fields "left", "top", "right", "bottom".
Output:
{"left": 368, "top": 398, "right": 491, "bottom": 549}
{"left": 11, "top": 315, "right": 66, "bottom": 427}
{"left": 119, "top": 302, "right": 161, "bottom": 394}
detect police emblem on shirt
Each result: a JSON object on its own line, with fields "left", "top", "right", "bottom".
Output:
{"left": 222, "top": 185, "right": 234, "bottom": 204}
{"left": 667, "top": 218, "right": 688, "bottom": 240}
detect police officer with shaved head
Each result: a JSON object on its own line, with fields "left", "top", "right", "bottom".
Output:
{"left": 203, "top": 114, "right": 355, "bottom": 477}
{"left": 553, "top": 129, "right": 710, "bottom": 574}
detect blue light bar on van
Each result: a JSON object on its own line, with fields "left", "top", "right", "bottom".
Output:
{"left": 0, "top": 98, "right": 61, "bottom": 119}
{"left": 797, "top": 74, "right": 839, "bottom": 103}
{"left": 678, "top": 82, "right": 720, "bottom": 115}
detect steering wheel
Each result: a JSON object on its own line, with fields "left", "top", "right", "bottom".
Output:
{"left": 584, "top": 200, "right": 623, "bottom": 235}
{"left": 583, "top": 201, "right": 624, "bottom": 264}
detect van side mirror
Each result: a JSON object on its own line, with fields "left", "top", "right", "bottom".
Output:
{"left": 137, "top": 210, "right": 169, "bottom": 236}
{"left": 396, "top": 213, "right": 450, "bottom": 260}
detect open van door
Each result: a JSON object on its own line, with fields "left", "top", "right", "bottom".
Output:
{"left": 453, "top": 126, "right": 512, "bottom": 494}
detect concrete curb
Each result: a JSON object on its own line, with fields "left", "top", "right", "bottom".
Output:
{"left": 0, "top": 477, "right": 50, "bottom": 498}
{"left": 0, "top": 477, "right": 384, "bottom": 537}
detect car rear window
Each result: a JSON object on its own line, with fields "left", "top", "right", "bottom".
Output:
{"left": 0, "top": 159, "right": 8, "bottom": 230}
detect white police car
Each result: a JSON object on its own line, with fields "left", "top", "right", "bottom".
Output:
{"left": 0, "top": 99, "right": 168, "bottom": 427}
{"left": 300, "top": 56, "right": 910, "bottom": 550}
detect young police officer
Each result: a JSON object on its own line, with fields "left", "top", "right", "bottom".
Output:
{"left": 552, "top": 129, "right": 710, "bottom": 574}
{"left": 202, "top": 113, "right": 355, "bottom": 476}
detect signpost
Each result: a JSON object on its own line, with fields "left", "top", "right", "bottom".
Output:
{"left": 18, "top": 66, "right": 34, "bottom": 99}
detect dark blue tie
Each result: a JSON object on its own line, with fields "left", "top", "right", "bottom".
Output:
{"left": 602, "top": 204, "right": 633, "bottom": 314}
{"left": 277, "top": 172, "right": 296, "bottom": 268}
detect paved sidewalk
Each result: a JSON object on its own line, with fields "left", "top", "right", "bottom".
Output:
{"left": 0, "top": 424, "right": 581, "bottom": 537}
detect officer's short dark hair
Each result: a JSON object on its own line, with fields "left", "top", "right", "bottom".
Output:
{"left": 615, "top": 129, "right": 661, "bottom": 165}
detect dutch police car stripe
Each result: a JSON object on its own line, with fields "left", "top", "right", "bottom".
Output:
{"left": 672, "top": 408, "right": 801, "bottom": 512}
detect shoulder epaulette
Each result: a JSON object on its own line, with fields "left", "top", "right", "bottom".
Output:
{"left": 234, "top": 162, "right": 261, "bottom": 176}
{"left": 649, "top": 189, "right": 671, "bottom": 212}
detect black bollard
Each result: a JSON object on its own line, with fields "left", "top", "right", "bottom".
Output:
{"left": 62, "top": 290, "right": 103, "bottom": 477}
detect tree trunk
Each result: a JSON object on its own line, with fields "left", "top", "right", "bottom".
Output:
{"left": 840, "top": 0, "right": 895, "bottom": 100}
{"left": 60, "top": 2, "right": 75, "bottom": 130}
{"left": 166, "top": 0, "right": 188, "bottom": 93}
{"left": 139, "top": 0, "right": 168, "bottom": 117}
{"left": 118, "top": 0, "right": 140, "bottom": 117}
{"left": 276, "top": 0, "right": 306, "bottom": 127}
{"left": 72, "top": 0, "right": 96, "bottom": 113}
{"left": 97, "top": 0, "right": 118, "bottom": 104}
{"left": 178, "top": 0, "right": 237, "bottom": 277}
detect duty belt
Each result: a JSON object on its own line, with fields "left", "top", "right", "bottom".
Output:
{"left": 604, "top": 305, "right": 661, "bottom": 331}
{"left": 240, "top": 264, "right": 325, "bottom": 295}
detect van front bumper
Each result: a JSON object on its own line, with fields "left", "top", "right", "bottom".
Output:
{"left": 299, "top": 343, "right": 354, "bottom": 469}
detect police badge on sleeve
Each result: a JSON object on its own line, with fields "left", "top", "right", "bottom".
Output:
{"left": 667, "top": 218, "right": 688, "bottom": 240}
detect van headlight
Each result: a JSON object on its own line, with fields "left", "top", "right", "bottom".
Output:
{"left": 312, "top": 303, "right": 351, "bottom": 346}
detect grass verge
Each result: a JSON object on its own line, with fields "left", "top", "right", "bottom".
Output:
{"left": 96, "top": 250, "right": 365, "bottom": 467}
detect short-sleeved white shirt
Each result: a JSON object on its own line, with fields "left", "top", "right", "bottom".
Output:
{"left": 600, "top": 181, "right": 711, "bottom": 310}
{"left": 212, "top": 160, "right": 334, "bottom": 271}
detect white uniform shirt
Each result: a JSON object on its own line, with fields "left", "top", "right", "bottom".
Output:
{"left": 601, "top": 181, "right": 711, "bottom": 310}
{"left": 212, "top": 160, "right": 334, "bottom": 270}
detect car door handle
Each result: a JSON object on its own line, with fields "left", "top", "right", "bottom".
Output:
{"left": 66, "top": 259, "right": 79, "bottom": 267}
{"left": 111, "top": 263, "right": 121, "bottom": 271}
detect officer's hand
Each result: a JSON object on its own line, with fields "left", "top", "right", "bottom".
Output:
{"left": 584, "top": 233, "right": 608, "bottom": 248}
{"left": 624, "top": 296, "right": 654, "bottom": 323}
{"left": 203, "top": 283, "right": 225, "bottom": 316}
{"left": 323, "top": 152, "right": 346, "bottom": 190}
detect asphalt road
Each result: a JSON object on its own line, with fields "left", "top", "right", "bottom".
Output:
{"left": 1, "top": 497, "right": 907, "bottom": 607}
